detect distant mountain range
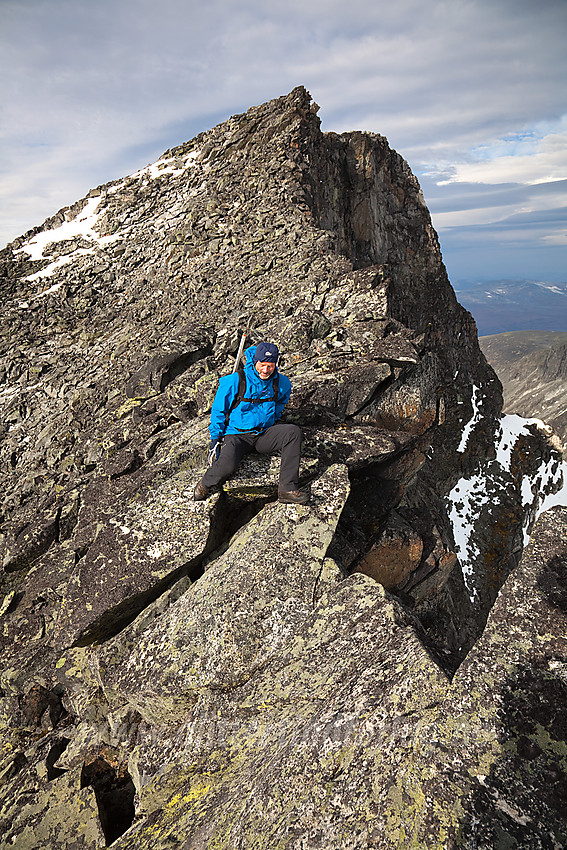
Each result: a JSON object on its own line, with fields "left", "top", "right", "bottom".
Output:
{"left": 454, "top": 279, "right": 567, "bottom": 336}
{"left": 479, "top": 330, "right": 567, "bottom": 448}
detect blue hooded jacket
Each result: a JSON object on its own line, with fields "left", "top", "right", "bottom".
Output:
{"left": 209, "top": 345, "right": 292, "bottom": 440}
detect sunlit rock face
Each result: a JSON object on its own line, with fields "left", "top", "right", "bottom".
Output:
{"left": 0, "top": 87, "right": 564, "bottom": 848}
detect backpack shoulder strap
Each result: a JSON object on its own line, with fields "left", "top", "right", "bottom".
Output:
{"left": 224, "top": 369, "right": 246, "bottom": 429}
{"left": 224, "top": 369, "right": 280, "bottom": 432}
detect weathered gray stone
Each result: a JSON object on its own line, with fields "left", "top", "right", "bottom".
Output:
{"left": 104, "top": 508, "right": 567, "bottom": 850}
{"left": 96, "top": 464, "right": 349, "bottom": 725}
{"left": 0, "top": 541, "right": 76, "bottom": 692}
{"left": 1, "top": 766, "right": 106, "bottom": 849}
{"left": 0, "top": 86, "right": 564, "bottom": 849}
{"left": 55, "top": 472, "right": 221, "bottom": 647}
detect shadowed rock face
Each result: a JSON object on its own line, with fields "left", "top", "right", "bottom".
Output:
{"left": 0, "top": 87, "right": 564, "bottom": 848}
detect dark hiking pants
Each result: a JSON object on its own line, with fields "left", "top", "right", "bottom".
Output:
{"left": 201, "top": 423, "right": 303, "bottom": 492}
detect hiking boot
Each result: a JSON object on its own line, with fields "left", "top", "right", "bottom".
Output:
{"left": 278, "top": 489, "right": 309, "bottom": 505}
{"left": 193, "top": 480, "right": 210, "bottom": 501}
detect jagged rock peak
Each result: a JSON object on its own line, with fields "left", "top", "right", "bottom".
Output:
{"left": 0, "top": 88, "right": 564, "bottom": 849}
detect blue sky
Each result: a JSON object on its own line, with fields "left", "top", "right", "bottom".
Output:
{"left": 1, "top": 0, "right": 566, "bottom": 284}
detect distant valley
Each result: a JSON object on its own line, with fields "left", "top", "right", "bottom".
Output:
{"left": 455, "top": 279, "right": 567, "bottom": 448}
{"left": 455, "top": 279, "right": 567, "bottom": 336}
{"left": 480, "top": 330, "right": 567, "bottom": 449}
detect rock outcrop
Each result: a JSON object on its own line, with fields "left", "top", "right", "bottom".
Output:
{"left": 1, "top": 87, "right": 564, "bottom": 848}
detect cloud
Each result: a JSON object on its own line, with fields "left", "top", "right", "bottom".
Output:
{"left": 434, "top": 119, "right": 567, "bottom": 186}
{"left": 1, "top": 0, "right": 566, "bottom": 284}
{"left": 428, "top": 179, "right": 567, "bottom": 228}
{"left": 303, "top": 1, "right": 567, "bottom": 160}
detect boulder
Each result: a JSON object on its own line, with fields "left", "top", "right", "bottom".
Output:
{"left": 356, "top": 510, "right": 424, "bottom": 588}
{"left": 54, "top": 471, "right": 221, "bottom": 647}
{"left": 96, "top": 464, "right": 349, "bottom": 727}
{"left": 103, "top": 507, "right": 567, "bottom": 850}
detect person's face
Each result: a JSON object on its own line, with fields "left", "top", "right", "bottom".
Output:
{"left": 255, "top": 360, "right": 276, "bottom": 380}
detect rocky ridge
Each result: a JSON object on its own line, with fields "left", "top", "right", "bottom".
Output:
{"left": 0, "top": 87, "right": 565, "bottom": 848}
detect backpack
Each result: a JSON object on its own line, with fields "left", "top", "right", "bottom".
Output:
{"left": 224, "top": 368, "right": 280, "bottom": 431}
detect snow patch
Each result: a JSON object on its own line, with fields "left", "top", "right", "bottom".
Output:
{"left": 24, "top": 249, "right": 96, "bottom": 285}
{"left": 130, "top": 149, "right": 200, "bottom": 182}
{"left": 18, "top": 197, "right": 105, "bottom": 261}
{"left": 493, "top": 413, "right": 546, "bottom": 470}
{"left": 17, "top": 147, "right": 199, "bottom": 282}
{"left": 16, "top": 194, "right": 120, "bottom": 284}
{"left": 532, "top": 281, "right": 567, "bottom": 296}
{"left": 447, "top": 473, "right": 490, "bottom": 599}
{"left": 447, "top": 413, "right": 563, "bottom": 601}
{"left": 531, "top": 459, "right": 567, "bottom": 517}
{"left": 457, "top": 385, "right": 483, "bottom": 452}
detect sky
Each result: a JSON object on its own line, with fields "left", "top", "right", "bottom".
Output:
{"left": 1, "top": 0, "right": 566, "bottom": 285}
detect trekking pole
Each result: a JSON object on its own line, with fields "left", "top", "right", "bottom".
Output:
{"left": 233, "top": 331, "right": 247, "bottom": 373}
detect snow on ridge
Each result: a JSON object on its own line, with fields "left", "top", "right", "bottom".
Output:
{"left": 447, "top": 413, "right": 564, "bottom": 601}
{"left": 532, "top": 281, "right": 567, "bottom": 295}
{"left": 24, "top": 249, "right": 98, "bottom": 286}
{"left": 494, "top": 413, "right": 549, "bottom": 470}
{"left": 17, "top": 196, "right": 107, "bottom": 261}
{"left": 529, "top": 459, "right": 567, "bottom": 520}
{"left": 15, "top": 193, "right": 122, "bottom": 286}
{"left": 130, "top": 149, "right": 200, "bottom": 182}
{"left": 457, "top": 385, "right": 483, "bottom": 453}
{"left": 447, "top": 473, "right": 490, "bottom": 601}
{"left": 15, "top": 148, "right": 201, "bottom": 289}
{"left": 17, "top": 150, "right": 200, "bottom": 260}
{"left": 96, "top": 148, "right": 201, "bottom": 200}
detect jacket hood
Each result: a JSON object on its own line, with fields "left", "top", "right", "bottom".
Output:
{"left": 243, "top": 344, "right": 279, "bottom": 384}
{"left": 244, "top": 344, "right": 257, "bottom": 365}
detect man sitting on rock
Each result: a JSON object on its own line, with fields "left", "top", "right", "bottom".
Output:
{"left": 193, "top": 341, "right": 309, "bottom": 504}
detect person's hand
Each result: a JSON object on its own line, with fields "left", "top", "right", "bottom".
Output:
{"left": 208, "top": 439, "right": 222, "bottom": 467}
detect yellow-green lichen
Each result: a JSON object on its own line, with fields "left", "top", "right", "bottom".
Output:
{"left": 115, "top": 397, "right": 149, "bottom": 419}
